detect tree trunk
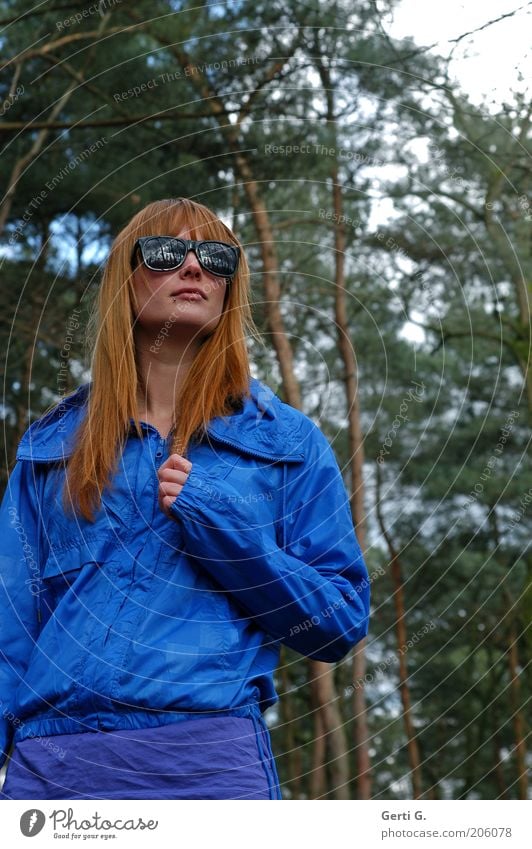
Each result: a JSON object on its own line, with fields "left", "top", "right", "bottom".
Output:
{"left": 376, "top": 463, "right": 423, "bottom": 798}
{"left": 507, "top": 614, "right": 528, "bottom": 799}
{"left": 310, "top": 666, "right": 351, "bottom": 798}
{"left": 235, "top": 153, "right": 302, "bottom": 409}
{"left": 492, "top": 728, "right": 508, "bottom": 799}
{"left": 315, "top": 51, "right": 372, "bottom": 800}
{"left": 309, "top": 681, "right": 327, "bottom": 799}
{"left": 331, "top": 173, "right": 372, "bottom": 800}
{"left": 279, "top": 652, "right": 298, "bottom": 799}
{"left": 491, "top": 512, "right": 528, "bottom": 800}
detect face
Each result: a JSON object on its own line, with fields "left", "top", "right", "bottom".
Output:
{"left": 130, "top": 227, "right": 230, "bottom": 344}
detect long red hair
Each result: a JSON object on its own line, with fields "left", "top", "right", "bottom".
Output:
{"left": 64, "top": 198, "right": 258, "bottom": 521}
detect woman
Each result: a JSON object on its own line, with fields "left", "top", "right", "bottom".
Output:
{"left": 0, "top": 198, "right": 370, "bottom": 800}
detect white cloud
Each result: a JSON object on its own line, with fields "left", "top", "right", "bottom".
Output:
{"left": 386, "top": 0, "right": 531, "bottom": 106}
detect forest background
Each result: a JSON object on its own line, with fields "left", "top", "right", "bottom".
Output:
{"left": 1, "top": 0, "right": 530, "bottom": 800}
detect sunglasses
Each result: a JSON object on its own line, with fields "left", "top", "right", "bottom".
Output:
{"left": 133, "top": 236, "right": 240, "bottom": 279}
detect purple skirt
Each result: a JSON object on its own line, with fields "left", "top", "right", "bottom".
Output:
{"left": 0, "top": 715, "right": 282, "bottom": 800}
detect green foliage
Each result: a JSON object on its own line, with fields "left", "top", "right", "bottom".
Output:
{"left": 0, "top": 0, "right": 529, "bottom": 799}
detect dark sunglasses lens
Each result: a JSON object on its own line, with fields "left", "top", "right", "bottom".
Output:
{"left": 142, "top": 237, "right": 185, "bottom": 270}
{"left": 197, "top": 242, "right": 238, "bottom": 277}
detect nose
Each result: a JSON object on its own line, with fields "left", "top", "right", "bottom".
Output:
{"left": 179, "top": 247, "right": 202, "bottom": 277}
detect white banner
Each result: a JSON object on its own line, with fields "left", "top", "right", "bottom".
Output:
{"left": 0, "top": 799, "right": 530, "bottom": 848}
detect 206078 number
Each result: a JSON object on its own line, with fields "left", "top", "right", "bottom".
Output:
{"left": 469, "top": 828, "right": 512, "bottom": 838}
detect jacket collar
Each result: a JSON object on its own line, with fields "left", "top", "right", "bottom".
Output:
{"left": 16, "top": 378, "right": 305, "bottom": 463}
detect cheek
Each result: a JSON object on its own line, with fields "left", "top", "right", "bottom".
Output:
{"left": 132, "top": 271, "right": 167, "bottom": 311}
{"left": 204, "top": 279, "right": 228, "bottom": 315}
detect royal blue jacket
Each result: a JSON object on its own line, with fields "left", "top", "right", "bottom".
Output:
{"left": 0, "top": 378, "right": 370, "bottom": 768}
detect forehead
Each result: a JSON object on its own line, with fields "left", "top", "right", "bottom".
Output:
{"left": 128, "top": 204, "right": 235, "bottom": 250}
{"left": 148, "top": 206, "right": 230, "bottom": 242}
{"left": 173, "top": 227, "right": 197, "bottom": 240}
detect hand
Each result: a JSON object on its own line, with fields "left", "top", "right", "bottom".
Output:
{"left": 157, "top": 453, "right": 193, "bottom": 518}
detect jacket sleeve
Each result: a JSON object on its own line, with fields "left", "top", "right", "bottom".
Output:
{"left": 170, "top": 423, "right": 370, "bottom": 662}
{"left": 0, "top": 460, "right": 47, "bottom": 769}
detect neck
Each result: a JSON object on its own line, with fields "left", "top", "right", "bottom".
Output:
{"left": 134, "top": 328, "right": 201, "bottom": 419}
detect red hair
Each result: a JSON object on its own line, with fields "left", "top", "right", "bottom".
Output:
{"left": 64, "top": 198, "right": 258, "bottom": 521}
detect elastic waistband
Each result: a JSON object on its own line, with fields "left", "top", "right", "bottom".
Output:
{"left": 13, "top": 703, "right": 264, "bottom": 746}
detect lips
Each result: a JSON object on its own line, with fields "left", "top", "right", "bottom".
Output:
{"left": 170, "top": 287, "right": 206, "bottom": 299}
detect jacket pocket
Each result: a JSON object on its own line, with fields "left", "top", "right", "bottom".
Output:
{"left": 42, "top": 553, "right": 83, "bottom": 613}
{"left": 41, "top": 535, "right": 116, "bottom": 616}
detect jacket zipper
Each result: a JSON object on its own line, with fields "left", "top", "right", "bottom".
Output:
{"left": 102, "top": 432, "right": 166, "bottom": 649}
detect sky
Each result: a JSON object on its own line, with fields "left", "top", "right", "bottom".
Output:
{"left": 384, "top": 0, "right": 531, "bottom": 106}
{"left": 381, "top": 1, "right": 530, "bottom": 343}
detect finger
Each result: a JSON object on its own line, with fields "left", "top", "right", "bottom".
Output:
{"left": 157, "top": 453, "right": 191, "bottom": 474}
{"left": 158, "top": 480, "right": 184, "bottom": 499}
{"left": 167, "top": 453, "right": 192, "bottom": 473}
{"left": 157, "top": 470, "right": 190, "bottom": 490}
{"left": 161, "top": 494, "right": 179, "bottom": 515}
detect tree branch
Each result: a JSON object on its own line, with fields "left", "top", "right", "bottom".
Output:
{"left": 1, "top": 25, "right": 138, "bottom": 71}
{"left": 0, "top": 110, "right": 237, "bottom": 132}
{"left": 449, "top": 3, "right": 532, "bottom": 47}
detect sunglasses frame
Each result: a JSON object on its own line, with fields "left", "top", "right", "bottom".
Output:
{"left": 133, "top": 236, "right": 241, "bottom": 279}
